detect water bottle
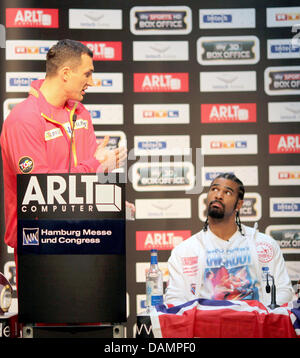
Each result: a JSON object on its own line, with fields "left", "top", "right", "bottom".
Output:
{"left": 146, "top": 249, "right": 163, "bottom": 309}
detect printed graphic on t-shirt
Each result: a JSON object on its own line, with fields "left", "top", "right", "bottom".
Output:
{"left": 204, "top": 247, "right": 258, "bottom": 301}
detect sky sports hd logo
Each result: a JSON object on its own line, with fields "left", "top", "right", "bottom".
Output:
{"left": 130, "top": 6, "right": 192, "bottom": 35}
{"left": 264, "top": 66, "right": 300, "bottom": 95}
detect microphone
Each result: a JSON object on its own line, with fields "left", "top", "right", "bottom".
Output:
{"left": 265, "top": 273, "right": 271, "bottom": 293}
{"left": 68, "top": 113, "right": 77, "bottom": 173}
{"left": 266, "top": 273, "right": 280, "bottom": 310}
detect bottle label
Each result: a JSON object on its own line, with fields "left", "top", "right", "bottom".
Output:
{"left": 151, "top": 295, "right": 163, "bottom": 306}
{"left": 146, "top": 281, "right": 163, "bottom": 307}
{"left": 150, "top": 256, "right": 158, "bottom": 265}
{"left": 261, "top": 266, "right": 269, "bottom": 281}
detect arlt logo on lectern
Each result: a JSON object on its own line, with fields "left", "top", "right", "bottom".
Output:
{"left": 18, "top": 174, "right": 124, "bottom": 219}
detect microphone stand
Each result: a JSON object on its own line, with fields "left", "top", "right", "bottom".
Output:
{"left": 266, "top": 273, "right": 280, "bottom": 309}
{"left": 68, "top": 114, "right": 77, "bottom": 173}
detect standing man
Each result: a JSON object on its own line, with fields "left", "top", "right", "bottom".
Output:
{"left": 1, "top": 39, "right": 127, "bottom": 252}
{"left": 165, "top": 173, "right": 293, "bottom": 307}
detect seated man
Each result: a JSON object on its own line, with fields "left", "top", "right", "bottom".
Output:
{"left": 165, "top": 173, "right": 294, "bottom": 307}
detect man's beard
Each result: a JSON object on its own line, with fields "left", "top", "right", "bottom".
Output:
{"left": 207, "top": 198, "right": 240, "bottom": 219}
{"left": 208, "top": 200, "right": 225, "bottom": 219}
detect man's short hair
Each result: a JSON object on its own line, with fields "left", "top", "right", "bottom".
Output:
{"left": 46, "top": 39, "right": 93, "bottom": 77}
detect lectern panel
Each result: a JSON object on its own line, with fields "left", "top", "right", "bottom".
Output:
{"left": 18, "top": 254, "right": 126, "bottom": 323}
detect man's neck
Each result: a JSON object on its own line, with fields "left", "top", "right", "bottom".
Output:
{"left": 40, "top": 77, "right": 67, "bottom": 108}
{"left": 208, "top": 217, "right": 238, "bottom": 241}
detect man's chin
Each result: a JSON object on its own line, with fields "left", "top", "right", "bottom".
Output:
{"left": 208, "top": 209, "right": 224, "bottom": 219}
{"left": 72, "top": 94, "right": 84, "bottom": 102}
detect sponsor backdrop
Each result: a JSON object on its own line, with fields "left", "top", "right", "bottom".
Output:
{"left": 0, "top": 0, "right": 300, "bottom": 337}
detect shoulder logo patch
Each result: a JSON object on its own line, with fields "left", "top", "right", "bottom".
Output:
{"left": 18, "top": 156, "right": 34, "bottom": 174}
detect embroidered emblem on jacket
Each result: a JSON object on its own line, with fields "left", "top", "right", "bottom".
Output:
{"left": 45, "top": 128, "right": 63, "bottom": 141}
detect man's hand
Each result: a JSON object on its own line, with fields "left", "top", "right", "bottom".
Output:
{"left": 126, "top": 201, "right": 135, "bottom": 220}
{"left": 94, "top": 135, "right": 127, "bottom": 172}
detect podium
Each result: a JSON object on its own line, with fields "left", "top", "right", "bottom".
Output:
{"left": 17, "top": 173, "right": 126, "bottom": 337}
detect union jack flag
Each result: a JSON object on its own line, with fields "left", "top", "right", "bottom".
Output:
{"left": 291, "top": 299, "right": 300, "bottom": 337}
{"left": 149, "top": 298, "right": 300, "bottom": 338}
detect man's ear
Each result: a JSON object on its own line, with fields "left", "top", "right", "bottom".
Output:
{"left": 59, "top": 66, "right": 72, "bottom": 82}
{"left": 236, "top": 199, "right": 244, "bottom": 212}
